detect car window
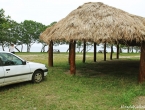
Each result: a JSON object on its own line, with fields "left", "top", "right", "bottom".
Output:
{"left": 0, "top": 57, "right": 3, "bottom": 66}
{"left": 0, "top": 53, "right": 23, "bottom": 66}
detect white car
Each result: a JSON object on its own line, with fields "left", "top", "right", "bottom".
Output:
{"left": 0, "top": 51, "right": 48, "bottom": 86}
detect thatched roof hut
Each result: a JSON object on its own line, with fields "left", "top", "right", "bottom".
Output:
{"left": 40, "top": 2, "right": 145, "bottom": 83}
{"left": 40, "top": 2, "right": 145, "bottom": 45}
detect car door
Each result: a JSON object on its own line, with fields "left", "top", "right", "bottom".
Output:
{"left": 1, "top": 53, "right": 31, "bottom": 84}
{"left": 0, "top": 67, "right": 4, "bottom": 86}
{"left": 0, "top": 56, "right": 4, "bottom": 85}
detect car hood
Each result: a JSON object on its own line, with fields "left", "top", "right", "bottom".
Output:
{"left": 27, "top": 61, "right": 45, "bottom": 67}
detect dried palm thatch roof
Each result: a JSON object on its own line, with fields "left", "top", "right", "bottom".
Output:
{"left": 40, "top": 2, "right": 145, "bottom": 45}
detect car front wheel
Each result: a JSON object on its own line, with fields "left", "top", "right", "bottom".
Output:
{"left": 32, "top": 70, "right": 44, "bottom": 83}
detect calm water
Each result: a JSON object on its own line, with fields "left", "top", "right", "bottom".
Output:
{"left": 1, "top": 43, "right": 131, "bottom": 53}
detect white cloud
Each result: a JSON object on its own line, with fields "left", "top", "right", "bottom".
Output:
{"left": 0, "top": 0, "right": 145, "bottom": 25}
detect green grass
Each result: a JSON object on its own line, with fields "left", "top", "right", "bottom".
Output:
{"left": 0, "top": 52, "right": 145, "bottom": 110}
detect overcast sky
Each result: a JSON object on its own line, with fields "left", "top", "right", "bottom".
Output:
{"left": 1, "top": 0, "right": 145, "bottom": 25}
{"left": 1, "top": 0, "right": 145, "bottom": 52}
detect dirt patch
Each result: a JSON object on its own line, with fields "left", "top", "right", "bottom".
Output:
{"left": 65, "top": 70, "right": 83, "bottom": 76}
{"left": 18, "top": 55, "right": 39, "bottom": 60}
{"left": 120, "top": 56, "right": 140, "bottom": 58}
{"left": 76, "top": 55, "right": 92, "bottom": 57}
{"left": 45, "top": 94, "right": 56, "bottom": 99}
{"left": 65, "top": 70, "right": 105, "bottom": 77}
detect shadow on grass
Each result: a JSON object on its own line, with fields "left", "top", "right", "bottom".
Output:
{"left": 0, "top": 81, "right": 31, "bottom": 91}
{"left": 0, "top": 77, "right": 48, "bottom": 92}
{"left": 75, "top": 59, "right": 139, "bottom": 82}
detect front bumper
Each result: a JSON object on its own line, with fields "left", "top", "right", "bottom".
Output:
{"left": 43, "top": 69, "right": 48, "bottom": 76}
{"left": 43, "top": 69, "right": 48, "bottom": 72}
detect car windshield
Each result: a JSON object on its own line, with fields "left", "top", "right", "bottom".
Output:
{"left": 0, "top": 53, "right": 23, "bottom": 66}
{"left": 0, "top": 53, "right": 7, "bottom": 60}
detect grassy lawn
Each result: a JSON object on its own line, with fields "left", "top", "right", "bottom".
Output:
{"left": 0, "top": 52, "right": 145, "bottom": 110}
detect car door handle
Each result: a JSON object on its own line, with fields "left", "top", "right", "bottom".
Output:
{"left": 6, "top": 69, "right": 10, "bottom": 71}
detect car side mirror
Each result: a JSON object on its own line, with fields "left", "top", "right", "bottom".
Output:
{"left": 22, "top": 61, "right": 26, "bottom": 65}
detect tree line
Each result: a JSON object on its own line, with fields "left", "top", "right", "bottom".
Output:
{"left": 0, "top": 9, "right": 58, "bottom": 52}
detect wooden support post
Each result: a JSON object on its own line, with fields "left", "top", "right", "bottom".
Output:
{"left": 110, "top": 44, "right": 113, "bottom": 60}
{"left": 70, "top": 41, "right": 76, "bottom": 74}
{"left": 68, "top": 43, "right": 71, "bottom": 65}
{"left": 116, "top": 44, "right": 119, "bottom": 59}
{"left": 104, "top": 42, "right": 106, "bottom": 61}
{"left": 139, "top": 42, "right": 145, "bottom": 83}
{"left": 94, "top": 42, "right": 97, "bottom": 62}
{"left": 48, "top": 40, "right": 53, "bottom": 67}
{"left": 127, "top": 46, "right": 130, "bottom": 53}
{"left": 83, "top": 41, "right": 86, "bottom": 63}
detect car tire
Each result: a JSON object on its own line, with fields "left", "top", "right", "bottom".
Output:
{"left": 32, "top": 70, "right": 44, "bottom": 83}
